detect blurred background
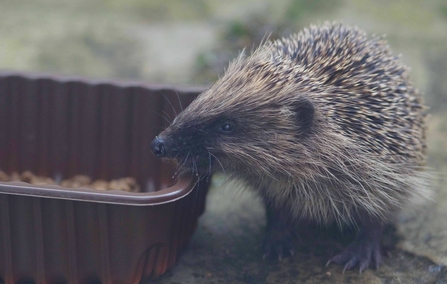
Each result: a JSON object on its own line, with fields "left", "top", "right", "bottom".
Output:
{"left": 1, "top": 0, "right": 446, "bottom": 166}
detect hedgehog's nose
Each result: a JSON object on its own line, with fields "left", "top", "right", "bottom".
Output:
{"left": 150, "top": 137, "right": 166, "bottom": 158}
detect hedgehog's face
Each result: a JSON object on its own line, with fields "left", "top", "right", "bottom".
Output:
{"left": 151, "top": 57, "right": 315, "bottom": 175}
{"left": 150, "top": 109, "right": 240, "bottom": 173}
{"left": 150, "top": 87, "right": 315, "bottom": 176}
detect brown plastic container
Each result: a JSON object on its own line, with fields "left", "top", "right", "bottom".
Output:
{"left": 0, "top": 72, "right": 209, "bottom": 284}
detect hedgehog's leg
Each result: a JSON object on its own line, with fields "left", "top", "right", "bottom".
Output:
{"left": 262, "top": 201, "right": 296, "bottom": 261}
{"left": 326, "top": 221, "right": 383, "bottom": 273}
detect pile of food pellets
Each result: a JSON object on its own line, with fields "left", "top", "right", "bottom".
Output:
{"left": 0, "top": 170, "right": 140, "bottom": 192}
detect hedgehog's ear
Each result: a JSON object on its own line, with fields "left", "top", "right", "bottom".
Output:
{"left": 292, "top": 97, "right": 314, "bottom": 134}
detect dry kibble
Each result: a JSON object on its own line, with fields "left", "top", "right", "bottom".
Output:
{"left": 61, "top": 175, "right": 91, "bottom": 188}
{"left": 108, "top": 178, "right": 140, "bottom": 192}
{"left": 60, "top": 180, "right": 72, "bottom": 187}
{"left": 0, "top": 171, "right": 140, "bottom": 192}
{"left": 123, "top": 177, "right": 136, "bottom": 186}
{"left": 0, "top": 170, "right": 10, "bottom": 182}
{"left": 123, "top": 177, "right": 140, "bottom": 192}
{"left": 90, "top": 180, "right": 109, "bottom": 191}
{"left": 20, "top": 171, "right": 35, "bottom": 183}
{"left": 10, "top": 172, "right": 20, "bottom": 181}
{"left": 32, "top": 176, "right": 55, "bottom": 185}
{"left": 109, "top": 179, "right": 130, "bottom": 191}
{"left": 71, "top": 175, "right": 92, "bottom": 186}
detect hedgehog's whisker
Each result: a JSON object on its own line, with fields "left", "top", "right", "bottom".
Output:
{"left": 173, "top": 144, "right": 187, "bottom": 160}
{"left": 148, "top": 110, "right": 172, "bottom": 125}
{"left": 173, "top": 150, "right": 190, "bottom": 178}
{"left": 209, "top": 152, "right": 225, "bottom": 175}
{"left": 195, "top": 158, "right": 200, "bottom": 176}
{"left": 180, "top": 151, "right": 190, "bottom": 172}
{"left": 174, "top": 90, "right": 183, "bottom": 112}
{"left": 159, "top": 91, "right": 178, "bottom": 117}
{"left": 161, "top": 110, "right": 173, "bottom": 123}
{"left": 183, "top": 150, "right": 190, "bottom": 166}
{"left": 191, "top": 156, "right": 197, "bottom": 175}
{"left": 207, "top": 152, "right": 213, "bottom": 176}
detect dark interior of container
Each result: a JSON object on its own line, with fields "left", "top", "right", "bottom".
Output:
{"left": 0, "top": 73, "right": 201, "bottom": 192}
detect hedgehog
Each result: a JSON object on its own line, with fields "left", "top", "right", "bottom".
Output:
{"left": 150, "top": 23, "right": 430, "bottom": 272}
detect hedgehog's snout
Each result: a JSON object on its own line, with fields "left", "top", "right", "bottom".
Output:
{"left": 150, "top": 136, "right": 166, "bottom": 158}
{"left": 151, "top": 135, "right": 182, "bottom": 158}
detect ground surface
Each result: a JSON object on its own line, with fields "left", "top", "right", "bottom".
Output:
{"left": 151, "top": 174, "right": 447, "bottom": 284}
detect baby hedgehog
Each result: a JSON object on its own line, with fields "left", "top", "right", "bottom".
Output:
{"left": 150, "top": 23, "right": 430, "bottom": 272}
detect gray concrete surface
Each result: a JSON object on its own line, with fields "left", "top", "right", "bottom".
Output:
{"left": 154, "top": 176, "right": 447, "bottom": 284}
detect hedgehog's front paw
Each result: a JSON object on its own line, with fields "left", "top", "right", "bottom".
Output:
{"left": 326, "top": 230, "right": 382, "bottom": 273}
{"left": 262, "top": 227, "right": 296, "bottom": 261}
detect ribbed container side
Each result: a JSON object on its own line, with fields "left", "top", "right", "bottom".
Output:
{"left": 0, "top": 72, "right": 208, "bottom": 283}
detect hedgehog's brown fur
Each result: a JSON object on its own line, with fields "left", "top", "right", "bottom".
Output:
{"left": 153, "top": 23, "right": 431, "bottom": 271}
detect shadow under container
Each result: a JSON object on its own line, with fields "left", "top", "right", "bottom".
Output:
{"left": 0, "top": 72, "right": 209, "bottom": 284}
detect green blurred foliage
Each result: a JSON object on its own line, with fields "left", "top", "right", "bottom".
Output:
{"left": 440, "top": 4, "right": 447, "bottom": 21}
{"left": 193, "top": 0, "right": 340, "bottom": 84}
{"left": 284, "top": 0, "right": 341, "bottom": 23}
{"left": 103, "top": 0, "right": 210, "bottom": 22}
{"left": 426, "top": 49, "right": 447, "bottom": 112}
{"left": 193, "top": 13, "right": 287, "bottom": 84}
{"left": 35, "top": 24, "right": 143, "bottom": 79}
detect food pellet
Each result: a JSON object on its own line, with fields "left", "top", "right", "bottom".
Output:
{"left": 0, "top": 170, "right": 140, "bottom": 192}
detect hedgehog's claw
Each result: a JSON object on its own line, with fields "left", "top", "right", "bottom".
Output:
{"left": 326, "top": 241, "right": 382, "bottom": 273}
{"left": 326, "top": 224, "right": 383, "bottom": 273}
{"left": 262, "top": 200, "right": 297, "bottom": 261}
{"left": 262, "top": 227, "right": 296, "bottom": 261}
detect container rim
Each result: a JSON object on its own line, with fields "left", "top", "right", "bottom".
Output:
{"left": 0, "top": 71, "right": 207, "bottom": 206}
{"left": 0, "top": 70, "right": 208, "bottom": 93}
{"left": 0, "top": 172, "right": 199, "bottom": 206}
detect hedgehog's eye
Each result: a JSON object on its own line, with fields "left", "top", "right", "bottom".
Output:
{"left": 219, "top": 121, "right": 235, "bottom": 133}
